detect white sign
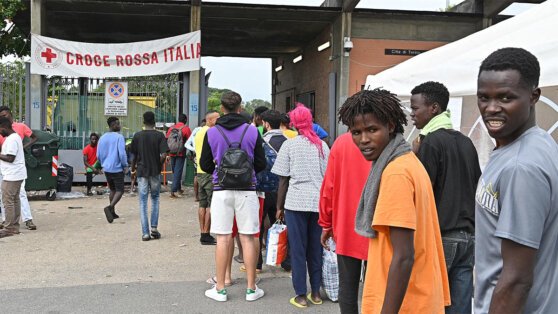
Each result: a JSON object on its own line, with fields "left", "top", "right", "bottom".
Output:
{"left": 447, "top": 97, "right": 463, "bottom": 131}
{"left": 105, "top": 82, "right": 128, "bottom": 116}
{"left": 31, "top": 31, "right": 201, "bottom": 77}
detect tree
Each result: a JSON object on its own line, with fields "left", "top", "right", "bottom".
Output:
{"left": 243, "top": 99, "right": 271, "bottom": 114}
{"left": 207, "top": 87, "right": 231, "bottom": 114}
{"left": 1, "top": 1, "right": 29, "bottom": 58}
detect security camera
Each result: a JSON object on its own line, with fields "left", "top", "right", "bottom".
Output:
{"left": 343, "top": 37, "right": 353, "bottom": 56}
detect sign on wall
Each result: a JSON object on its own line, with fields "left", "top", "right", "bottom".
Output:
{"left": 31, "top": 31, "right": 201, "bottom": 77}
{"left": 385, "top": 49, "right": 427, "bottom": 56}
{"left": 105, "top": 82, "right": 128, "bottom": 116}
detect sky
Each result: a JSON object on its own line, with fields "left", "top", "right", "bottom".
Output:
{"left": 3, "top": 1, "right": 536, "bottom": 102}
{"left": 201, "top": 0, "right": 535, "bottom": 102}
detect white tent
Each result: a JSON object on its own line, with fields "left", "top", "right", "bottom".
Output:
{"left": 365, "top": 0, "right": 558, "bottom": 97}
{"left": 365, "top": 0, "right": 558, "bottom": 166}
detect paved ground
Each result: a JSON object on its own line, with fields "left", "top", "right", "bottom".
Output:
{"left": 0, "top": 185, "right": 341, "bottom": 313}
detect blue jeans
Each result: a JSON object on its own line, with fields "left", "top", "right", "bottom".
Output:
{"left": 170, "top": 156, "right": 185, "bottom": 192}
{"left": 138, "top": 176, "right": 161, "bottom": 235}
{"left": 442, "top": 230, "right": 475, "bottom": 314}
{"left": 284, "top": 209, "right": 323, "bottom": 296}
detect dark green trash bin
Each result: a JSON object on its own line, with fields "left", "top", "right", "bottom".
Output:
{"left": 183, "top": 158, "right": 195, "bottom": 187}
{"left": 24, "top": 130, "right": 60, "bottom": 201}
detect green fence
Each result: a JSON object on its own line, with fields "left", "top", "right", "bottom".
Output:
{"left": 48, "top": 76, "right": 180, "bottom": 150}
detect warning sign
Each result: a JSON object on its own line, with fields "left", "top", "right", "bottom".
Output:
{"left": 105, "top": 82, "right": 128, "bottom": 116}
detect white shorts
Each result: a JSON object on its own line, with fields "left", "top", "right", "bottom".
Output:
{"left": 210, "top": 190, "right": 260, "bottom": 235}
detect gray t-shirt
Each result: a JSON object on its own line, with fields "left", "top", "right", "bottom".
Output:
{"left": 475, "top": 126, "right": 558, "bottom": 314}
{"left": 271, "top": 136, "right": 329, "bottom": 212}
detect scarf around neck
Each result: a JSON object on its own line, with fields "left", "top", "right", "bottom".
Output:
{"left": 418, "top": 110, "right": 453, "bottom": 141}
{"left": 354, "top": 133, "right": 412, "bottom": 238}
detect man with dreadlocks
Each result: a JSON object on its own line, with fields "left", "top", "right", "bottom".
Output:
{"left": 272, "top": 103, "right": 330, "bottom": 308}
{"left": 475, "top": 48, "right": 558, "bottom": 314}
{"left": 338, "top": 89, "right": 449, "bottom": 313}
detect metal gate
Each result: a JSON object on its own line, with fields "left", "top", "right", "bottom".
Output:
{"left": 0, "top": 62, "right": 25, "bottom": 122}
{"left": 46, "top": 74, "right": 181, "bottom": 149}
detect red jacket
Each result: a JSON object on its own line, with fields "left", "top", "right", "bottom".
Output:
{"left": 166, "top": 122, "right": 192, "bottom": 157}
{"left": 318, "top": 132, "right": 372, "bottom": 260}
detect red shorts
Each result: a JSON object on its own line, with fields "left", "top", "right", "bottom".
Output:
{"left": 232, "top": 196, "right": 264, "bottom": 238}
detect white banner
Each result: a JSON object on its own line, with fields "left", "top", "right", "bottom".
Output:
{"left": 31, "top": 31, "right": 201, "bottom": 77}
{"left": 105, "top": 82, "right": 128, "bottom": 116}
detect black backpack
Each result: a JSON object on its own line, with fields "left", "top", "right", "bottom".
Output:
{"left": 215, "top": 125, "right": 254, "bottom": 189}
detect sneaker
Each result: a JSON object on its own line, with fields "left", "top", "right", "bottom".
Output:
{"left": 25, "top": 220, "right": 37, "bottom": 230}
{"left": 104, "top": 206, "right": 114, "bottom": 223}
{"left": 205, "top": 286, "right": 227, "bottom": 302}
{"left": 151, "top": 227, "right": 161, "bottom": 239}
{"left": 142, "top": 234, "right": 151, "bottom": 241}
{"left": 200, "top": 234, "right": 217, "bottom": 245}
{"left": 246, "top": 285, "right": 264, "bottom": 301}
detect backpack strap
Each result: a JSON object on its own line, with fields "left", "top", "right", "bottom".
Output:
{"left": 237, "top": 124, "right": 251, "bottom": 146}
{"left": 214, "top": 125, "right": 232, "bottom": 147}
{"left": 215, "top": 124, "right": 250, "bottom": 148}
{"left": 178, "top": 125, "right": 186, "bottom": 130}
{"left": 263, "top": 138, "right": 278, "bottom": 154}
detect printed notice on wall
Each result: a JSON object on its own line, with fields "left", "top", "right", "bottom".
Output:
{"left": 105, "top": 81, "right": 128, "bottom": 116}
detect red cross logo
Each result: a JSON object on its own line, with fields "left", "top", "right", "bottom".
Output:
{"left": 41, "top": 48, "right": 57, "bottom": 63}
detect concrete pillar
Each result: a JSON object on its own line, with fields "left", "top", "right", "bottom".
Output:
{"left": 331, "top": 12, "right": 352, "bottom": 138}
{"left": 29, "top": 0, "right": 45, "bottom": 129}
{"left": 78, "top": 78, "right": 88, "bottom": 133}
{"left": 187, "top": 1, "right": 201, "bottom": 129}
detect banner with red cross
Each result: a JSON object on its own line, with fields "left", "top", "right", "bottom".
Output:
{"left": 30, "top": 31, "right": 201, "bottom": 77}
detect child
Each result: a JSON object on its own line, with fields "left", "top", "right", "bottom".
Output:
{"left": 338, "top": 89, "right": 450, "bottom": 313}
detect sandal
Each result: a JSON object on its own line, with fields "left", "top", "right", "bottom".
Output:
{"left": 307, "top": 293, "right": 323, "bottom": 305}
{"left": 206, "top": 276, "right": 233, "bottom": 286}
{"left": 233, "top": 256, "right": 243, "bottom": 264}
{"left": 290, "top": 297, "right": 307, "bottom": 308}
{"left": 240, "top": 265, "right": 262, "bottom": 273}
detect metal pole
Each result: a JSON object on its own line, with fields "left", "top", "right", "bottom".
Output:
{"left": 328, "top": 72, "right": 337, "bottom": 146}
{"left": 19, "top": 75, "right": 23, "bottom": 122}
{"left": 51, "top": 79, "right": 56, "bottom": 130}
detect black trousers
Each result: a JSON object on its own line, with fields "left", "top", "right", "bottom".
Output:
{"left": 86, "top": 172, "right": 93, "bottom": 191}
{"left": 337, "top": 254, "right": 366, "bottom": 314}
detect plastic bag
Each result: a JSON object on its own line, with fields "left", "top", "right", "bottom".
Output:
{"left": 322, "top": 238, "right": 339, "bottom": 302}
{"left": 57, "top": 163, "right": 73, "bottom": 192}
{"left": 265, "top": 221, "right": 288, "bottom": 266}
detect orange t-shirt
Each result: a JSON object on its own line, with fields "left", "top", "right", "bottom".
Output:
{"left": 361, "top": 152, "right": 450, "bottom": 314}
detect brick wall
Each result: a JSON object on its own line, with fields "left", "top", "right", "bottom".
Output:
{"left": 349, "top": 39, "right": 447, "bottom": 95}
{"left": 273, "top": 27, "right": 333, "bottom": 131}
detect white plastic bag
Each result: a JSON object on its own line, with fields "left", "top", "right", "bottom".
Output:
{"left": 322, "top": 238, "right": 339, "bottom": 302}
{"left": 265, "top": 221, "right": 288, "bottom": 266}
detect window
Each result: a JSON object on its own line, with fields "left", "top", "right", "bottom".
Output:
{"left": 296, "top": 92, "right": 315, "bottom": 117}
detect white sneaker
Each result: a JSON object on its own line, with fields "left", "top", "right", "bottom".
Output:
{"left": 205, "top": 286, "right": 227, "bottom": 302}
{"left": 246, "top": 285, "right": 264, "bottom": 301}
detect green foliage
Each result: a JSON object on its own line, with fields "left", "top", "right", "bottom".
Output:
{"left": 441, "top": 4, "right": 456, "bottom": 12}
{"left": 208, "top": 87, "right": 231, "bottom": 114}
{"left": 1, "top": 1, "right": 29, "bottom": 58}
{"left": 242, "top": 98, "right": 271, "bottom": 114}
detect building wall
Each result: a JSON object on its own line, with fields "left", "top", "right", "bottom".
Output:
{"left": 273, "top": 27, "right": 334, "bottom": 132}
{"left": 348, "top": 39, "right": 446, "bottom": 96}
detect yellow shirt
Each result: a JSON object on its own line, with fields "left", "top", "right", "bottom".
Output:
{"left": 362, "top": 152, "right": 450, "bottom": 314}
{"left": 283, "top": 129, "right": 298, "bottom": 139}
{"left": 195, "top": 126, "right": 209, "bottom": 174}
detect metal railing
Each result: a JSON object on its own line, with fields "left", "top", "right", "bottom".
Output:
{"left": 0, "top": 62, "right": 25, "bottom": 122}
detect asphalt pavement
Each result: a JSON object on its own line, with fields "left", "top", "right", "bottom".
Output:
{"left": 0, "top": 185, "right": 344, "bottom": 313}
